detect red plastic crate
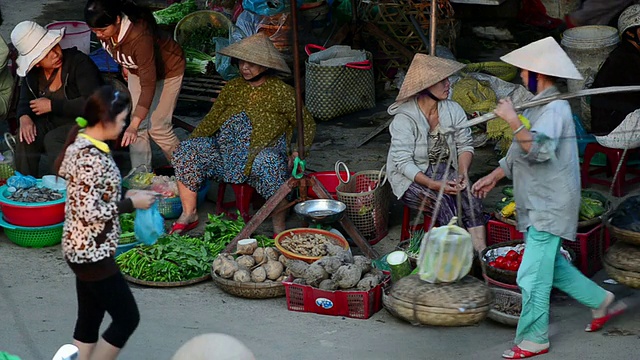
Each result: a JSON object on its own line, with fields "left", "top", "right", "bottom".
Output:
{"left": 487, "top": 219, "right": 524, "bottom": 246}
{"left": 562, "top": 223, "right": 609, "bottom": 278}
{"left": 283, "top": 273, "right": 390, "bottom": 319}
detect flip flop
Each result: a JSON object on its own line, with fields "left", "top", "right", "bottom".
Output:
{"left": 585, "top": 304, "right": 626, "bottom": 332}
{"left": 169, "top": 220, "right": 199, "bottom": 235}
{"left": 502, "top": 346, "right": 549, "bottom": 359}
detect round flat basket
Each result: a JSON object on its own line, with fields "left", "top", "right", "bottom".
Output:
{"left": 0, "top": 217, "right": 63, "bottom": 248}
{"left": 275, "top": 228, "right": 350, "bottom": 264}
{"left": 606, "top": 222, "right": 640, "bottom": 246}
{"left": 494, "top": 212, "right": 517, "bottom": 227}
{"left": 603, "top": 261, "right": 640, "bottom": 289}
{"left": 211, "top": 272, "right": 285, "bottom": 299}
{"left": 487, "top": 288, "right": 521, "bottom": 327}
{"left": 124, "top": 273, "right": 211, "bottom": 288}
{"left": 174, "top": 10, "right": 232, "bottom": 55}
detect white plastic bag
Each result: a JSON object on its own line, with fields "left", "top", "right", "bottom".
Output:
{"left": 417, "top": 217, "right": 473, "bottom": 283}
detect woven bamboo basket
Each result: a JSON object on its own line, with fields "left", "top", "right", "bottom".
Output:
{"left": 606, "top": 222, "right": 640, "bottom": 246}
{"left": 383, "top": 275, "right": 492, "bottom": 326}
{"left": 603, "top": 261, "right": 640, "bottom": 289}
{"left": 211, "top": 272, "right": 286, "bottom": 299}
{"left": 494, "top": 212, "right": 517, "bottom": 227}
{"left": 603, "top": 242, "right": 640, "bottom": 289}
{"left": 124, "top": 273, "right": 211, "bottom": 288}
{"left": 486, "top": 288, "right": 521, "bottom": 327}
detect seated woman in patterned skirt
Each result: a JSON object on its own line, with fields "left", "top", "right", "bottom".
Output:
{"left": 170, "top": 33, "right": 316, "bottom": 235}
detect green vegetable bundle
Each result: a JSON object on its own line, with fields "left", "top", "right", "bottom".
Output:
{"left": 184, "top": 48, "right": 215, "bottom": 76}
{"left": 117, "top": 234, "right": 227, "bottom": 282}
{"left": 580, "top": 197, "right": 605, "bottom": 221}
{"left": 181, "top": 25, "right": 228, "bottom": 55}
{"left": 120, "top": 213, "right": 135, "bottom": 233}
{"left": 153, "top": 0, "right": 198, "bottom": 26}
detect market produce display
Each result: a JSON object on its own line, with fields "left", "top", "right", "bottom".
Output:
{"left": 212, "top": 241, "right": 287, "bottom": 283}
{"left": 184, "top": 48, "right": 216, "bottom": 76}
{"left": 153, "top": 0, "right": 198, "bottom": 25}
{"left": 497, "top": 187, "right": 606, "bottom": 221}
{"left": 116, "top": 234, "right": 224, "bottom": 283}
{"left": 119, "top": 213, "right": 136, "bottom": 245}
{"left": 6, "top": 187, "right": 63, "bottom": 202}
{"left": 483, "top": 243, "right": 572, "bottom": 274}
{"left": 285, "top": 249, "right": 385, "bottom": 291}
{"left": 279, "top": 232, "right": 335, "bottom": 257}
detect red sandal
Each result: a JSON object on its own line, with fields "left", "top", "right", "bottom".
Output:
{"left": 169, "top": 220, "right": 199, "bottom": 235}
{"left": 585, "top": 305, "right": 626, "bottom": 332}
{"left": 502, "top": 346, "right": 549, "bottom": 359}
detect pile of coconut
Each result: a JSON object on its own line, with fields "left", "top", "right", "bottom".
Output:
{"left": 285, "top": 243, "right": 386, "bottom": 291}
{"left": 212, "top": 239, "right": 287, "bottom": 283}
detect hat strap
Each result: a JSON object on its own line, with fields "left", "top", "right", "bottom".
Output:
{"left": 19, "top": 32, "right": 49, "bottom": 57}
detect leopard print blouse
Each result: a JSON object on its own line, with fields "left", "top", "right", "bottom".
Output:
{"left": 58, "top": 136, "right": 123, "bottom": 265}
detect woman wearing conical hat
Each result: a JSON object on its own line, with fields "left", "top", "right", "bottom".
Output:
{"left": 386, "top": 54, "right": 487, "bottom": 253}
{"left": 473, "top": 37, "right": 626, "bottom": 359}
{"left": 170, "top": 33, "right": 316, "bottom": 235}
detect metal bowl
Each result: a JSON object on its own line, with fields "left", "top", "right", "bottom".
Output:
{"left": 294, "top": 199, "right": 346, "bottom": 224}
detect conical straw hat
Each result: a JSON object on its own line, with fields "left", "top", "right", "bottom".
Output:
{"left": 396, "top": 54, "right": 465, "bottom": 102}
{"left": 500, "top": 37, "right": 583, "bottom": 80}
{"left": 217, "top": 32, "right": 290, "bottom": 74}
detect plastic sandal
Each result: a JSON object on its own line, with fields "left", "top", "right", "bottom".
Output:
{"left": 502, "top": 346, "right": 549, "bottom": 359}
{"left": 169, "top": 220, "right": 199, "bottom": 235}
{"left": 585, "top": 306, "right": 626, "bottom": 332}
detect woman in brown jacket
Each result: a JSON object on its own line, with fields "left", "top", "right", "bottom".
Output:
{"left": 84, "top": 0, "right": 184, "bottom": 170}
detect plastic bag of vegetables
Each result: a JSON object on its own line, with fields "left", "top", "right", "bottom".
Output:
{"left": 417, "top": 217, "right": 473, "bottom": 284}
{"left": 153, "top": 0, "right": 198, "bottom": 26}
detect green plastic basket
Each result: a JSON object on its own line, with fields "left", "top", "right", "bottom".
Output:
{"left": 0, "top": 217, "right": 63, "bottom": 248}
{"left": 157, "top": 182, "right": 210, "bottom": 219}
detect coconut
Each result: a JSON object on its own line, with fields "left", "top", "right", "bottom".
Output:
{"left": 356, "top": 276, "right": 379, "bottom": 291}
{"left": 278, "top": 254, "right": 290, "bottom": 267}
{"left": 285, "top": 260, "right": 309, "bottom": 278}
{"left": 236, "top": 255, "right": 255, "bottom": 269}
{"left": 353, "top": 255, "right": 372, "bottom": 273}
{"left": 253, "top": 247, "right": 266, "bottom": 264}
{"left": 332, "top": 264, "right": 362, "bottom": 289}
{"left": 319, "top": 279, "right": 338, "bottom": 291}
{"left": 263, "top": 259, "right": 284, "bottom": 280}
{"left": 216, "top": 257, "right": 239, "bottom": 279}
{"left": 251, "top": 266, "right": 267, "bottom": 282}
{"left": 305, "top": 263, "right": 329, "bottom": 286}
{"left": 236, "top": 238, "right": 258, "bottom": 255}
{"left": 316, "top": 256, "right": 343, "bottom": 274}
{"left": 233, "top": 269, "right": 251, "bottom": 283}
{"left": 265, "top": 247, "right": 280, "bottom": 261}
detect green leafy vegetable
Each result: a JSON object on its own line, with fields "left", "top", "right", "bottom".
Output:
{"left": 120, "top": 213, "right": 135, "bottom": 233}
{"left": 184, "top": 48, "right": 215, "bottom": 76}
{"left": 181, "top": 25, "right": 229, "bottom": 55}
{"left": 153, "top": 0, "right": 198, "bottom": 26}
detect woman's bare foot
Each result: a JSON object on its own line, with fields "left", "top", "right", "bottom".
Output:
{"left": 176, "top": 212, "right": 198, "bottom": 225}
{"left": 585, "top": 291, "right": 627, "bottom": 332}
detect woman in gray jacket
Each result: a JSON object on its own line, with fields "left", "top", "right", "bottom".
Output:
{"left": 386, "top": 54, "right": 486, "bottom": 252}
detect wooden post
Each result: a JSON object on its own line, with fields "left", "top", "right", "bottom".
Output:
{"left": 430, "top": 0, "right": 437, "bottom": 56}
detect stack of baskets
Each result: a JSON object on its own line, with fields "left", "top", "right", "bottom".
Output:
{"left": 604, "top": 196, "right": 640, "bottom": 288}
{"left": 0, "top": 179, "right": 65, "bottom": 248}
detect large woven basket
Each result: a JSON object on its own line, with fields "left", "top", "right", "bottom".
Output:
{"left": 487, "top": 288, "right": 521, "bottom": 327}
{"left": 606, "top": 220, "right": 640, "bottom": 246}
{"left": 603, "top": 261, "right": 640, "bottom": 289}
{"left": 335, "top": 164, "right": 391, "bottom": 245}
{"left": 211, "top": 272, "right": 286, "bottom": 299}
{"left": 383, "top": 275, "right": 492, "bottom": 327}
{"left": 124, "top": 273, "right": 211, "bottom": 288}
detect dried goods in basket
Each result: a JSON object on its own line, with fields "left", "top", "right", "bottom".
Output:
{"left": 487, "top": 288, "right": 521, "bottom": 327}
{"left": 383, "top": 275, "right": 492, "bottom": 327}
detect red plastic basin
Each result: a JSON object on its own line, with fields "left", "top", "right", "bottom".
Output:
{"left": 1, "top": 202, "right": 65, "bottom": 227}
{"left": 308, "top": 171, "right": 354, "bottom": 199}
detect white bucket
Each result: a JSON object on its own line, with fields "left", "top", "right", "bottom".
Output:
{"left": 46, "top": 21, "right": 91, "bottom": 55}
{"left": 561, "top": 25, "right": 619, "bottom": 128}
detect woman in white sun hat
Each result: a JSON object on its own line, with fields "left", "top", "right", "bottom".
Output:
{"left": 473, "top": 37, "right": 626, "bottom": 359}
{"left": 11, "top": 21, "right": 103, "bottom": 177}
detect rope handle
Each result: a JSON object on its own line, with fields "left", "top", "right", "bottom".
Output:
{"left": 334, "top": 160, "right": 351, "bottom": 184}
{"left": 304, "top": 44, "right": 372, "bottom": 70}
{"left": 4, "top": 133, "right": 15, "bottom": 155}
{"left": 292, "top": 157, "right": 306, "bottom": 179}
{"left": 376, "top": 165, "right": 388, "bottom": 188}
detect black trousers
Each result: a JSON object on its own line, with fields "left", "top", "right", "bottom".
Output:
{"left": 14, "top": 121, "right": 74, "bottom": 177}
{"left": 73, "top": 272, "right": 140, "bottom": 348}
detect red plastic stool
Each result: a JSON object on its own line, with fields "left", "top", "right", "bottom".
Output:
{"left": 581, "top": 143, "right": 640, "bottom": 197}
{"left": 400, "top": 205, "right": 434, "bottom": 241}
{"left": 216, "top": 183, "right": 256, "bottom": 222}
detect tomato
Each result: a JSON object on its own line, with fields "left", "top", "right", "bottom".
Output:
{"left": 489, "top": 261, "right": 497, "bottom": 268}
{"left": 507, "top": 261, "right": 519, "bottom": 272}
{"left": 495, "top": 256, "right": 507, "bottom": 268}
{"left": 506, "top": 250, "right": 519, "bottom": 261}
{"left": 518, "top": 255, "right": 523, "bottom": 263}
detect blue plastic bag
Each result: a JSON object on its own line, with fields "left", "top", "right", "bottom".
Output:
{"left": 134, "top": 202, "right": 165, "bottom": 245}
{"left": 7, "top": 171, "right": 37, "bottom": 190}
{"left": 213, "top": 37, "right": 239, "bottom": 80}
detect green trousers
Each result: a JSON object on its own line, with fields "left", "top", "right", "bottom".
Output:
{"left": 515, "top": 226, "right": 607, "bottom": 345}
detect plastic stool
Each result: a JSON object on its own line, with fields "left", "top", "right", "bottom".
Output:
{"left": 581, "top": 143, "right": 640, "bottom": 197}
{"left": 216, "top": 183, "right": 256, "bottom": 222}
{"left": 400, "top": 205, "right": 434, "bottom": 241}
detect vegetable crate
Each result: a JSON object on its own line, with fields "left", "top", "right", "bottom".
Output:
{"left": 562, "top": 223, "right": 610, "bottom": 277}
{"left": 283, "top": 273, "right": 390, "bottom": 319}
{"left": 487, "top": 219, "right": 523, "bottom": 246}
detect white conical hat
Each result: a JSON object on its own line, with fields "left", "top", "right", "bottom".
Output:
{"left": 396, "top": 54, "right": 465, "bottom": 102}
{"left": 500, "top": 37, "right": 583, "bottom": 80}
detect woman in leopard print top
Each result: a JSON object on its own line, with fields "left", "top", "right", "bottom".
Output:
{"left": 56, "top": 85, "right": 156, "bottom": 360}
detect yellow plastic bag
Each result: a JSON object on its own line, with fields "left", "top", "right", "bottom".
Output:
{"left": 417, "top": 217, "right": 473, "bottom": 283}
